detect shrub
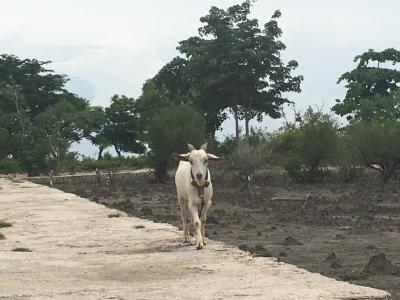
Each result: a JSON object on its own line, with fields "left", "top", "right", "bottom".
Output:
{"left": 12, "top": 247, "right": 32, "bottom": 252}
{"left": 0, "top": 220, "right": 12, "bottom": 228}
{"left": 345, "top": 120, "right": 400, "bottom": 183}
{"left": 218, "top": 127, "right": 270, "bottom": 156}
{"left": 59, "top": 152, "right": 79, "bottom": 174}
{"left": 273, "top": 107, "right": 339, "bottom": 182}
{"left": 228, "top": 139, "right": 271, "bottom": 178}
{"left": 0, "top": 159, "right": 22, "bottom": 174}
{"left": 77, "top": 155, "right": 148, "bottom": 172}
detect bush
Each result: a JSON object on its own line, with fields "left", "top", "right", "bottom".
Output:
{"left": 59, "top": 152, "right": 79, "bottom": 174}
{"left": 228, "top": 139, "right": 271, "bottom": 179}
{"left": 77, "top": 156, "right": 148, "bottom": 172}
{"left": 0, "top": 159, "right": 22, "bottom": 174}
{"left": 146, "top": 104, "right": 206, "bottom": 181}
{"left": 345, "top": 120, "right": 400, "bottom": 183}
{"left": 218, "top": 127, "right": 270, "bottom": 156}
{"left": 273, "top": 107, "right": 339, "bottom": 182}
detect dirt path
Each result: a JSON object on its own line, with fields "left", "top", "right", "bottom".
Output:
{"left": 0, "top": 177, "right": 391, "bottom": 299}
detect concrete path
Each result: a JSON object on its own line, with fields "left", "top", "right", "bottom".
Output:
{"left": 0, "top": 177, "right": 391, "bottom": 300}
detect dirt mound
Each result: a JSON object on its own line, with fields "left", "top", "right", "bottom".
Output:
{"left": 363, "top": 253, "right": 399, "bottom": 275}
{"left": 325, "top": 252, "right": 337, "bottom": 264}
{"left": 243, "top": 222, "right": 256, "bottom": 229}
{"left": 281, "top": 236, "right": 303, "bottom": 246}
{"left": 325, "top": 252, "right": 342, "bottom": 269}
{"left": 334, "top": 234, "right": 346, "bottom": 240}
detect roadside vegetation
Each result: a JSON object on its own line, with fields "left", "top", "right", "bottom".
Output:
{"left": 0, "top": 220, "right": 12, "bottom": 228}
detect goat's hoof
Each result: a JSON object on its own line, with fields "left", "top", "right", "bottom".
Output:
{"left": 196, "top": 245, "right": 204, "bottom": 250}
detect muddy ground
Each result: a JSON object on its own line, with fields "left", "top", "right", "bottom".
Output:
{"left": 31, "top": 171, "right": 400, "bottom": 299}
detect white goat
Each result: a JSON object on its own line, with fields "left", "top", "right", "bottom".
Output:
{"left": 172, "top": 143, "right": 223, "bottom": 249}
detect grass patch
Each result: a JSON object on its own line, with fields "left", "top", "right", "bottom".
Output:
{"left": 0, "top": 220, "right": 12, "bottom": 228}
{"left": 12, "top": 247, "right": 32, "bottom": 252}
{"left": 135, "top": 225, "right": 145, "bottom": 229}
{"left": 0, "top": 232, "right": 5, "bottom": 240}
{"left": 108, "top": 213, "right": 122, "bottom": 218}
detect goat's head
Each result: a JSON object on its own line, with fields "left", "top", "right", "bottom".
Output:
{"left": 172, "top": 143, "right": 224, "bottom": 187}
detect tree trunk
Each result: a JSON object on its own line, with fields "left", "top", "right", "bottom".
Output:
{"left": 245, "top": 117, "right": 250, "bottom": 140}
{"left": 208, "top": 132, "right": 216, "bottom": 153}
{"left": 155, "top": 162, "right": 168, "bottom": 183}
{"left": 114, "top": 145, "right": 122, "bottom": 158}
{"left": 235, "top": 113, "right": 240, "bottom": 144}
{"left": 97, "top": 147, "right": 104, "bottom": 160}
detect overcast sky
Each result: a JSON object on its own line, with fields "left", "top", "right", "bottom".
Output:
{"left": 1, "top": 0, "right": 399, "bottom": 156}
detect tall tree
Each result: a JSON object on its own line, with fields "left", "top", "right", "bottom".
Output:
{"left": 332, "top": 48, "right": 400, "bottom": 121}
{"left": 177, "top": 1, "right": 303, "bottom": 141}
{"left": 104, "top": 95, "right": 145, "bottom": 157}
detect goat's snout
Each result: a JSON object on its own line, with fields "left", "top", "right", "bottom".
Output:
{"left": 196, "top": 173, "right": 203, "bottom": 180}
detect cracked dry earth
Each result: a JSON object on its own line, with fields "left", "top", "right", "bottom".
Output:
{"left": 0, "top": 178, "right": 391, "bottom": 299}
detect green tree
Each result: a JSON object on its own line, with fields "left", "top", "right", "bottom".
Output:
{"left": 332, "top": 48, "right": 400, "bottom": 121}
{"left": 104, "top": 95, "right": 145, "bottom": 157}
{"left": 176, "top": 1, "right": 302, "bottom": 141}
{"left": 0, "top": 55, "right": 96, "bottom": 175}
{"left": 146, "top": 104, "right": 206, "bottom": 181}
{"left": 85, "top": 106, "right": 111, "bottom": 160}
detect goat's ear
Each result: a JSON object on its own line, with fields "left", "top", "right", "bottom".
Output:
{"left": 171, "top": 152, "right": 190, "bottom": 161}
{"left": 207, "top": 153, "right": 224, "bottom": 162}
{"left": 200, "top": 143, "right": 208, "bottom": 151}
{"left": 187, "top": 143, "right": 196, "bottom": 152}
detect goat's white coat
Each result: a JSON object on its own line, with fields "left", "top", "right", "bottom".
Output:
{"left": 174, "top": 148, "right": 215, "bottom": 249}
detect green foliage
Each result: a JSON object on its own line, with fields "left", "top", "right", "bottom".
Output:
{"left": 148, "top": 1, "right": 302, "bottom": 138}
{"left": 84, "top": 106, "right": 111, "bottom": 160}
{"left": 12, "top": 247, "right": 32, "bottom": 252}
{"left": 332, "top": 48, "right": 400, "bottom": 121}
{"left": 355, "top": 92, "right": 400, "bottom": 122}
{"left": 273, "top": 108, "right": 339, "bottom": 182}
{"left": 146, "top": 104, "right": 206, "bottom": 181}
{"left": 0, "top": 220, "right": 12, "bottom": 228}
{"left": 0, "top": 55, "right": 96, "bottom": 176}
{"left": 103, "top": 95, "right": 145, "bottom": 157}
{"left": 69, "top": 156, "right": 148, "bottom": 172}
{"left": 59, "top": 152, "right": 79, "bottom": 174}
{"left": 218, "top": 127, "right": 270, "bottom": 156}
{"left": 0, "top": 159, "right": 22, "bottom": 174}
{"left": 345, "top": 120, "right": 400, "bottom": 183}
{"left": 0, "top": 128, "right": 9, "bottom": 158}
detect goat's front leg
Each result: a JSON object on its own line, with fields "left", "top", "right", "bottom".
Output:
{"left": 177, "top": 196, "right": 189, "bottom": 243}
{"left": 188, "top": 200, "right": 204, "bottom": 250}
{"left": 200, "top": 200, "right": 212, "bottom": 245}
